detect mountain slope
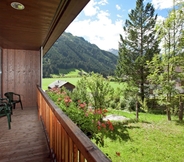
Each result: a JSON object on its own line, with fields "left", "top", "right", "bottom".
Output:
{"left": 43, "top": 32, "right": 118, "bottom": 77}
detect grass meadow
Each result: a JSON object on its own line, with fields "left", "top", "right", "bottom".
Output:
{"left": 42, "top": 77, "right": 184, "bottom": 162}
{"left": 97, "top": 109, "right": 184, "bottom": 162}
{"left": 42, "top": 77, "right": 123, "bottom": 90}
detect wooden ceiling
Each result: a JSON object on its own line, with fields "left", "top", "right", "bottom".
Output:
{"left": 0, "top": 0, "right": 89, "bottom": 55}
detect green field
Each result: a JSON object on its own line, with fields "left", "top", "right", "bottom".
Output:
{"left": 42, "top": 77, "right": 124, "bottom": 90}
{"left": 42, "top": 69, "right": 125, "bottom": 90}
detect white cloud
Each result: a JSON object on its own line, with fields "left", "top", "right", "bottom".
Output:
{"left": 117, "top": 14, "right": 122, "bottom": 18}
{"left": 128, "top": 9, "right": 132, "bottom": 13}
{"left": 83, "top": 0, "right": 99, "bottom": 16}
{"left": 116, "top": 4, "right": 121, "bottom": 10}
{"left": 98, "top": 0, "right": 108, "bottom": 5}
{"left": 151, "top": 0, "right": 183, "bottom": 10}
{"left": 65, "top": 0, "right": 126, "bottom": 50}
{"left": 157, "top": 15, "right": 165, "bottom": 23}
{"left": 66, "top": 9, "right": 124, "bottom": 50}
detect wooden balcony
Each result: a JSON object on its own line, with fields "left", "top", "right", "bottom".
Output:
{"left": 0, "top": 106, "right": 51, "bottom": 161}
{"left": 0, "top": 87, "right": 111, "bottom": 162}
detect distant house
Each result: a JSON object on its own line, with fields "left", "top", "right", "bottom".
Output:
{"left": 48, "top": 80, "right": 75, "bottom": 91}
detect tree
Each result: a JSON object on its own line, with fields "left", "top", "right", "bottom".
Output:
{"left": 71, "top": 72, "right": 114, "bottom": 112}
{"left": 147, "top": 0, "right": 184, "bottom": 120}
{"left": 115, "top": 0, "right": 160, "bottom": 114}
{"left": 86, "top": 73, "right": 114, "bottom": 111}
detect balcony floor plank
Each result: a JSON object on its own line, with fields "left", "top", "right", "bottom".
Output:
{"left": 0, "top": 107, "right": 51, "bottom": 162}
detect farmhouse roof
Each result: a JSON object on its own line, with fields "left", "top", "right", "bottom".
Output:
{"left": 48, "top": 80, "right": 74, "bottom": 89}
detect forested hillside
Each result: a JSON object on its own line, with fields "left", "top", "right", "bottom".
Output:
{"left": 43, "top": 32, "right": 118, "bottom": 78}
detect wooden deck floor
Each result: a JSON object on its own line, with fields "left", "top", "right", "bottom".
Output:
{"left": 0, "top": 107, "right": 51, "bottom": 162}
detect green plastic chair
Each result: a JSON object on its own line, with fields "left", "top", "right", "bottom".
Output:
{"left": 0, "top": 98, "right": 12, "bottom": 129}
{"left": 4, "top": 92, "right": 23, "bottom": 110}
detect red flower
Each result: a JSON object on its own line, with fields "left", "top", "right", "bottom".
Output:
{"left": 106, "top": 119, "right": 111, "bottom": 125}
{"left": 106, "top": 120, "right": 114, "bottom": 131}
{"left": 109, "top": 124, "right": 114, "bottom": 131}
{"left": 101, "top": 123, "right": 106, "bottom": 128}
{"left": 116, "top": 152, "right": 120, "bottom": 156}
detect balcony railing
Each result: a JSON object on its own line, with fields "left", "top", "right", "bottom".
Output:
{"left": 37, "top": 86, "right": 111, "bottom": 162}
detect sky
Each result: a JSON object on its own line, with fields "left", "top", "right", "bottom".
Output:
{"left": 65, "top": 0, "right": 183, "bottom": 51}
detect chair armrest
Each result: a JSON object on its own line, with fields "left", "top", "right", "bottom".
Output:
{"left": 13, "top": 93, "right": 21, "bottom": 99}
{"left": 0, "top": 102, "right": 11, "bottom": 112}
{"left": 13, "top": 93, "right": 20, "bottom": 96}
{"left": 0, "top": 98, "right": 9, "bottom": 103}
{"left": 0, "top": 98, "right": 11, "bottom": 107}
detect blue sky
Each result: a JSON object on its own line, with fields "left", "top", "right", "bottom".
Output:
{"left": 66, "top": 0, "right": 183, "bottom": 51}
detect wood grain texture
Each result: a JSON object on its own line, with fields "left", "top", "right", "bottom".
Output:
{"left": 2, "top": 49, "right": 41, "bottom": 108}
{"left": 0, "top": 0, "right": 89, "bottom": 55}
{"left": 0, "top": 107, "right": 51, "bottom": 162}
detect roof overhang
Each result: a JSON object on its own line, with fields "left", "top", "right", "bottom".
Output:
{"left": 0, "top": 0, "right": 89, "bottom": 55}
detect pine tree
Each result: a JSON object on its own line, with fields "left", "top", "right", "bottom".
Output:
{"left": 116, "top": 0, "right": 160, "bottom": 103}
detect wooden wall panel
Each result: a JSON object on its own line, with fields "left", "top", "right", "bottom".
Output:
{"left": 2, "top": 49, "right": 8, "bottom": 94}
{"left": 2, "top": 49, "right": 41, "bottom": 108}
{"left": 8, "top": 50, "right": 15, "bottom": 92}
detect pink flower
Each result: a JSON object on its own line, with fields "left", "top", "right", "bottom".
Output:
{"left": 64, "top": 96, "right": 72, "bottom": 103}
{"left": 79, "top": 103, "right": 86, "bottom": 108}
{"left": 97, "top": 120, "right": 101, "bottom": 126}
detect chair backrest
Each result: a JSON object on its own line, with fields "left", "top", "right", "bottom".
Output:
{"left": 4, "top": 92, "right": 14, "bottom": 101}
{"left": 0, "top": 100, "right": 11, "bottom": 129}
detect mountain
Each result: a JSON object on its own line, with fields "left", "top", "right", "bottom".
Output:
{"left": 43, "top": 32, "right": 118, "bottom": 78}
{"left": 109, "top": 49, "right": 118, "bottom": 56}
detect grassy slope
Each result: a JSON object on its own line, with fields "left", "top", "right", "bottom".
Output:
{"left": 97, "top": 109, "right": 184, "bottom": 162}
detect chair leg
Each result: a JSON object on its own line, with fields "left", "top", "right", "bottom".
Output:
{"left": 10, "top": 105, "right": 13, "bottom": 115}
{"left": 20, "top": 101, "right": 23, "bottom": 110}
{"left": 7, "top": 114, "right": 11, "bottom": 129}
{"left": 13, "top": 103, "right": 16, "bottom": 109}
